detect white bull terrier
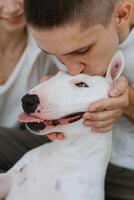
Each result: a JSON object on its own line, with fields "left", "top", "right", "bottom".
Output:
{"left": 0, "top": 51, "right": 124, "bottom": 200}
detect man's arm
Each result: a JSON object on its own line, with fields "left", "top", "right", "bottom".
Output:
{"left": 124, "top": 86, "right": 134, "bottom": 121}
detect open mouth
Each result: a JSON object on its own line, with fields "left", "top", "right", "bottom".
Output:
{"left": 18, "top": 112, "right": 84, "bottom": 132}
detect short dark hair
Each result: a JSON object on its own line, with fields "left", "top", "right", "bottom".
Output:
{"left": 24, "top": 0, "right": 118, "bottom": 30}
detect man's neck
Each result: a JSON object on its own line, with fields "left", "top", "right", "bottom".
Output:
{"left": 117, "top": 25, "right": 131, "bottom": 43}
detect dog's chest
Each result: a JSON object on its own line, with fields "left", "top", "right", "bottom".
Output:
{"left": 6, "top": 144, "right": 104, "bottom": 200}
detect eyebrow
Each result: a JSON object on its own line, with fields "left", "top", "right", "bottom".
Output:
{"left": 38, "top": 42, "right": 93, "bottom": 56}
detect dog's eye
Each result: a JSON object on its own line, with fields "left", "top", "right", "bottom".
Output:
{"left": 75, "top": 82, "right": 89, "bottom": 88}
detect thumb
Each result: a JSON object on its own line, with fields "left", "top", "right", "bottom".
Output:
{"left": 109, "top": 76, "right": 128, "bottom": 97}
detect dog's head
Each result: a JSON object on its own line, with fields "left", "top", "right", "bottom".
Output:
{"left": 18, "top": 51, "right": 124, "bottom": 135}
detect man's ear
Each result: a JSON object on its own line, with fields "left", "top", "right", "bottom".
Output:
{"left": 106, "top": 51, "right": 125, "bottom": 85}
{"left": 114, "top": 1, "right": 132, "bottom": 26}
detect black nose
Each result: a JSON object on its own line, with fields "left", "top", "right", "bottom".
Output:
{"left": 21, "top": 94, "right": 40, "bottom": 114}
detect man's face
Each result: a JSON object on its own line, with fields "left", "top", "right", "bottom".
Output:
{"left": 31, "top": 19, "right": 119, "bottom": 76}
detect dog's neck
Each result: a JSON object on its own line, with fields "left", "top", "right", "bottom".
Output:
{"left": 47, "top": 120, "right": 111, "bottom": 159}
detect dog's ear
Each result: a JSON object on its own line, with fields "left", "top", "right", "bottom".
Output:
{"left": 106, "top": 51, "right": 125, "bottom": 85}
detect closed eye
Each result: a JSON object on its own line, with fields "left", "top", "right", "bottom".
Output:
{"left": 75, "top": 82, "right": 89, "bottom": 88}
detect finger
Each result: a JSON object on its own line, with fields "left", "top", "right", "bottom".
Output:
{"left": 47, "top": 132, "right": 64, "bottom": 140}
{"left": 88, "top": 94, "right": 128, "bottom": 112}
{"left": 83, "top": 109, "right": 123, "bottom": 121}
{"left": 109, "top": 76, "right": 128, "bottom": 97}
{"left": 91, "top": 124, "right": 113, "bottom": 133}
{"left": 84, "top": 118, "right": 115, "bottom": 129}
{"left": 47, "top": 133, "right": 57, "bottom": 140}
{"left": 56, "top": 133, "right": 64, "bottom": 140}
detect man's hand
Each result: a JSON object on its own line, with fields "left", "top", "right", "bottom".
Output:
{"left": 47, "top": 132, "right": 64, "bottom": 140}
{"left": 47, "top": 76, "right": 129, "bottom": 140}
{"left": 83, "top": 76, "right": 129, "bottom": 133}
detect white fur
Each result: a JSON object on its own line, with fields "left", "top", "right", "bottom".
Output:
{"left": 0, "top": 51, "right": 124, "bottom": 200}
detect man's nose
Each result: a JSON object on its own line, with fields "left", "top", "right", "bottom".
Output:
{"left": 66, "top": 63, "right": 85, "bottom": 75}
{"left": 21, "top": 94, "right": 40, "bottom": 114}
{"left": 58, "top": 55, "right": 85, "bottom": 75}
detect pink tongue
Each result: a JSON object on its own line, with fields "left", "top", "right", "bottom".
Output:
{"left": 18, "top": 113, "right": 43, "bottom": 123}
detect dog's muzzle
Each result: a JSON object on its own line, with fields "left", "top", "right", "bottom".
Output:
{"left": 19, "top": 93, "right": 84, "bottom": 132}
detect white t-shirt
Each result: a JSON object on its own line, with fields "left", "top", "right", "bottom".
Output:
{"left": 0, "top": 32, "right": 55, "bottom": 128}
{"left": 110, "top": 28, "right": 134, "bottom": 169}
